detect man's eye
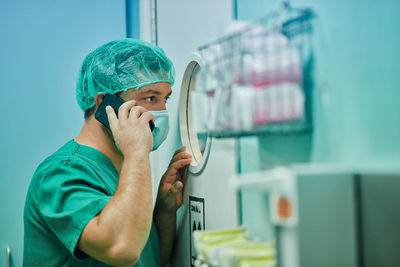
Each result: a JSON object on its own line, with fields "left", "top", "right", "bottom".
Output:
{"left": 145, "top": 96, "right": 155, "bottom": 102}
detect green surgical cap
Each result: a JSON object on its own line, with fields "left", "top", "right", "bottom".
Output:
{"left": 76, "top": 38, "right": 175, "bottom": 111}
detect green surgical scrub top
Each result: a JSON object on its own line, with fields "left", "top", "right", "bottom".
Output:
{"left": 24, "top": 140, "right": 160, "bottom": 267}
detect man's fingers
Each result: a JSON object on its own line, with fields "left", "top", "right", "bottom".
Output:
{"left": 168, "top": 181, "right": 183, "bottom": 196}
{"left": 172, "top": 146, "right": 186, "bottom": 157}
{"left": 105, "top": 106, "right": 118, "bottom": 130}
{"left": 128, "top": 106, "right": 149, "bottom": 120}
{"left": 170, "top": 181, "right": 183, "bottom": 194}
{"left": 139, "top": 111, "right": 155, "bottom": 126}
{"left": 118, "top": 100, "right": 136, "bottom": 120}
{"left": 170, "top": 151, "right": 192, "bottom": 165}
{"left": 161, "top": 181, "right": 183, "bottom": 200}
{"left": 159, "top": 181, "right": 184, "bottom": 211}
{"left": 170, "top": 158, "right": 192, "bottom": 170}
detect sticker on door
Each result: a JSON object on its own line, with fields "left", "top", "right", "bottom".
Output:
{"left": 189, "top": 196, "right": 205, "bottom": 267}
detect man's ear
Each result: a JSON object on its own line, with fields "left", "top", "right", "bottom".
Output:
{"left": 94, "top": 94, "right": 106, "bottom": 109}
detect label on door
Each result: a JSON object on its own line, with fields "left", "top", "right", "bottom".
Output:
{"left": 189, "top": 196, "right": 205, "bottom": 267}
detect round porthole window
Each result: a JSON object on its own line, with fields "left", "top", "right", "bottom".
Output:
{"left": 179, "top": 54, "right": 211, "bottom": 174}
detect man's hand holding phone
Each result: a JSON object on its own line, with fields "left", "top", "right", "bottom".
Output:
{"left": 105, "top": 100, "right": 154, "bottom": 156}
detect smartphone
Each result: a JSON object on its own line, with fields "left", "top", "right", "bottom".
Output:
{"left": 95, "top": 93, "right": 155, "bottom": 131}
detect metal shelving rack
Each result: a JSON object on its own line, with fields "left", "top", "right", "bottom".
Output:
{"left": 193, "top": 4, "right": 316, "bottom": 138}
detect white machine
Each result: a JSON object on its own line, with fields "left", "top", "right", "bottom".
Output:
{"left": 170, "top": 55, "right": 241, "bottom": 267}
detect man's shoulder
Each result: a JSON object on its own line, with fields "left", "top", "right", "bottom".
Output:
{"left": 30, "top": 139, "right": 104, "bottom": 189}
{"left": 28, "top": 139, "right": 117, "bottom": 202}
{"left": 27, "top": 140, "right": 108, "bottom": 203}
{"left": 35, "top": 140, "right": 82, "bottom": 172}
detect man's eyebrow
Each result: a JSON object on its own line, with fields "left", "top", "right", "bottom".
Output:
{"left": 139, "top": 89, "right": 172, "bottom": 97}
{"left": 138, "top": 89, "right": 162, "bottom": 95}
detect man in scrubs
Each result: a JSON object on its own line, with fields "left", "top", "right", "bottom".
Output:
{"left": 23, "top": 39, "right": 192, "bottom": 266}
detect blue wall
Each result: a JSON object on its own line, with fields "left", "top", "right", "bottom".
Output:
{"left": 0, "top": 1, "right": 126, "bottom": 265}
{"left": 312, "top": 0, "right": 400, "bottom": 164}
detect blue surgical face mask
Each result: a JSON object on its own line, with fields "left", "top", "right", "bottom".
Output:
{"left": 149, "top": 110, "right": 169, "bottom": 151}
